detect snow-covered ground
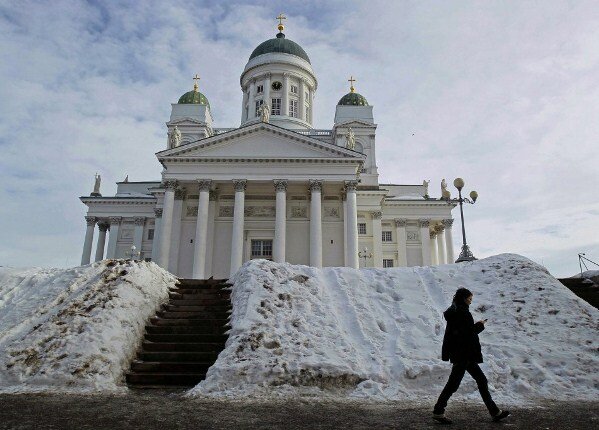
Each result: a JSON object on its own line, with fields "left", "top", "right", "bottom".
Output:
{"left": 190, "top": 254, "right": 599, "bottom": 403}
{"left": 0, "top": 260, "right": 175, "bottom": 393}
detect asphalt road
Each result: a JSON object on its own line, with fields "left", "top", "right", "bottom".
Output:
{"left": 0, "top": 391, "right": 596, "bottom": 430}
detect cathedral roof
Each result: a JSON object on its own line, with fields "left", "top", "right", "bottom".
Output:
{"left": 178, "top": 89, "right": 210, "bottom": 107}
{"left": 249, "top": 32, "right": 310, "bottom": 64}
{"left": 337, "top": 91, "right": 369, "bottom": 106}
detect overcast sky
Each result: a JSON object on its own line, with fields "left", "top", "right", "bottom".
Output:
{"left": 1, "top": 0, "right": 598, "bottom": 277}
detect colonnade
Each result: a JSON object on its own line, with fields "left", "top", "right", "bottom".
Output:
{"left": 80, "top": 216, "right": 146, "bottom": 265}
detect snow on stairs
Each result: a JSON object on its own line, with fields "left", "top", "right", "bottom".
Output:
{"left": 126, "top": 278, "right": 231, "bottom": 388}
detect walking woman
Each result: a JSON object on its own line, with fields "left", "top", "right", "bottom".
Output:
{"left": 433, "top": 288, "right": 510, "bottom": 424}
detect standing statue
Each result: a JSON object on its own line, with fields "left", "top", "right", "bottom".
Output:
{"left": 345, "top": 127, "right": 356, "bottom": 150}
{"left": 260, "top": 104, "right": 270, "bottom": 123}
{"left": 91, "top": 173, "right": 102, "bottom": 196}
{"left": 441, "top": 178, "right": 451, "bottom": 200}
{"left": 169, "top": 125, "right": 181, "bottom": 148}
{"left": 423, "top": 179, "right": 430, "bottom": 198}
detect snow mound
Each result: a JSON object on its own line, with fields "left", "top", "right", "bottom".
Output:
{"left": 0, "top": 260, "right": 176, "bottom": 393}
{"left": 190, "top": 254, "right": 599, "bottom": 403}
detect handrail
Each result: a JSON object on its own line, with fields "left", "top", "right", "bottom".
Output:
{"left": 579, "top": 253, "right": 599, "bottom": 276}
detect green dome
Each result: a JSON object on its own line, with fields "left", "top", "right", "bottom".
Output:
{"left": 178, "top": 89, "right": 210, "bottom": 107}
{"left": 338, "top": 92, "right": 369, "bottom": 106}
{"left": 249, "top": 33, "right": 310, "bottom": 64}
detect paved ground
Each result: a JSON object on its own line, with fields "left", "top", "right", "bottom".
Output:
{"left": 0, "top": 391, "right": 596, "bottom": 429}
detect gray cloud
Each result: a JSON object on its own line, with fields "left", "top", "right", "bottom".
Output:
{"left": 1, "top": 0, "right": 597, "bottom": 277}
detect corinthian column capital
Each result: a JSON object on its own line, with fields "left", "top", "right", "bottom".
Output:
{"left": 371, "top": 211, "right": 382, "bottom": 220}
{"left": 344, "top": 180, "right": 358, "bottom": 192}
{"left": 154, "top": 208, "right": 163, "bottom": 218}
{"left": 442, "top": 218, "right": 454, "bottom": 228}
{"left": 309, "top": 179, "right": 323, "bottom": 192}
{"left": 232, "top": 179, "right": 247, "bottom": 192}
{"left": 197, "top": 179, "right": 212, "bottom": 192}
{"left": 162, "top": 180, "right": 178, "bottom": 191}
{"left": 273, "top": 179, "right": 288, "bottom": 192}
{"left": 134, "top": 217, "right": 145, "bottom": 226}
{"left": 394, "top": 218, "right": 408, "bottom": 227}
{"left": 85, "top": 216, "right": 96, "bottom": 226}
{"left": 98, "top": 222, "right": 110, "bottom": 232}
{"left": 418, "top": 218, "right": 431, "bottom": 228}
{"left": 109, "top": 216, "right": 122, "bottom": 225}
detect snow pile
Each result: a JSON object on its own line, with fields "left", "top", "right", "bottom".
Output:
{"left": 191, "top": 254, "right": 599, "bottom": 403}
{"left": 0, "top": 260, "right": 176, "bottom": 393}
{"left": 574, "top": 270, "right": 599, "bottom": 285}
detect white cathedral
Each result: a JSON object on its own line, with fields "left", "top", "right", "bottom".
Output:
{"left": 80, "top": 18, "right": 458, "bottom": 279}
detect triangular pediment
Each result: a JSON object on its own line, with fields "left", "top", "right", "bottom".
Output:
{"left": 167, "top": 117, "right": 206, "bottom": 126}
{"left": 334, "top": 119, "right": 377, "bottom": 128}
{"left": 157, "top": 123, "right": 365, "bottom": 161}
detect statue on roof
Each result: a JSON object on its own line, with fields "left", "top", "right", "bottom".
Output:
{"left": 423, "top": 179, "right": 430, "bottom": 199}
{"left": 345, "top": 127, "right": 356, "bottom": 150}
{"left": 441, "top": 178, "right": 451, "bottom": 200}
{"left": 259, "top": 103, "right": 270, "bottom": 123}
{"left": 91, "top": 173, "right": 102, "bottom": 197}
{"left": 169, "top": 125, "right": 181, "bottom": 148}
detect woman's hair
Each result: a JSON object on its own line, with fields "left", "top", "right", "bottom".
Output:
{"left": 453, "top": 287, "right": 473, "bottom": 304}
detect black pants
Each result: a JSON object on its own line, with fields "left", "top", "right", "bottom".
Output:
{"left": 434, "top": 361, "right": 499, "bottom": 416}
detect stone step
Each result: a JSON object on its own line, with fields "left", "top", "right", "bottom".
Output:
{"left": 149, "top": 317, "right": 228, "bottom": 327}
{"left": 177, "top": 278, "right": 229, "bottom": 286}
{"left": 139, "top": 351, "right": 219, "bottom": 362}
{"left": 168, "top": 293, "right": 230, "bottom": 303}
{"left": 169, "top": 288, "right": 231, "bottom": 296}
{"left": 144, "top": 333, "right": 228, "bottom": 343}
{"left": 145, "top": 325, "right": 228, "bottom": 335}
{"left": 126, "top": 372, "right": 206, "bottom": 386}
{"left": 142, "top": 342, "right": 225, "bottom": 352}
{"left": 156, "top": 311, "right": 229, "bottom": 319}
{"left": 131, "top": 361, "right": 212, "bottom": 373}
{"left": 169, "top": 299, "right": 232, "bottom": 307}
{"left": 163, "top": 304, "right": 231, "bottom": 313}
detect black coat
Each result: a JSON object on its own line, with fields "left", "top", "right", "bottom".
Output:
{"left": 441, "top": 302, "right": 485, "bottom": 363}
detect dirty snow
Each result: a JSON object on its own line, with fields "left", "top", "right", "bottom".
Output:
{"left": 190, "top": 254, "right": 599, "bottom": 403}
{"left": 0, "top": 260, "right": 175, "bottom": 393}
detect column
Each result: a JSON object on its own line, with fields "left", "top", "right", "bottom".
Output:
{"left": 430, "top": 232, "right": 439, "bottom": 265}
{"left": 230, "top": 179, "right": 247, "bottom": 277}
{"left": 273, "top": 179, "right": 287, "bottom": 263}
{"left": 106, "top": 216, "right": 122, "bottom": 259}
{"left": 342, "top": 194, "right": 348, "bottom": 265}
{"left": 80, "top": 216, "right": 96, "bottom": 265}
{"left": 309, "top": 179, "right": 323, "bottom": 268}
{"left": 443, "top": 219, "right": 455, "bottom": 263}
{"left": 205, "top": 191, "right": 217, "bottom": 277}
{"left": 241, "top": 89, "right": 248, "bottom": 123}
{"left": 394, "top": 218, "right": 408, "bottom": 267}
{"left": 436, "top": 224, "right": 446, "bottom": 264}
{"left": 299, "top": 79, "right": 306, "bottom": 121}
{"left": 282, "top": 73, "right": 290, "bottom": 116}
{"left": 263, "top": 73, "right": 271, "bottom": 111}
{"left": 248, "top": 80, "right": 256, "bottom": 119}
{"left": 151, "top": 208, "right": 163, "bottom": 263}
{"left": 158, "top": 180, "right": 177, "bottom": 269}
{"left": 169, "top": 189, "right": 185, "bottom": 272}
{"left": 308, "top": 89, "right": 314, "bottom": 123}
{"left": 94, "top": 221, "right": 109, "bottom": 262}
{"left": 192, "top": 180, "right": 212, "bottom": 279}
{"left": 133, "top": 217, "right": 145, "bottom": 260}
{"left": 419, "top": 219, "right": 432, "bottom": 266}
{"left": 345, "top": 181, "right": 359, "bottom": 269}
{"left": 371, "top": 211, "right": 383, "bottom": 268}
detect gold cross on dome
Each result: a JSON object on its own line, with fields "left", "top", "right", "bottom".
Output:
{"left": 193, "top": 74, "right": 200, "bottom": 91}
{"left": 276, "top": 13, "right": 286, "bottom": 32}
{"left": 348, "top": 76, "right": 356, "bottom": 93}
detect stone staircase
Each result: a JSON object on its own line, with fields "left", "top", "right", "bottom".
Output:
{"left": 126, "top": 278, "right": 231, "bottom": 388}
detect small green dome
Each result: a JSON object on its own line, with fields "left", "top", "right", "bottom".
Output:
{"left": 178, "top": 89, "right": 210, "bottom": 107}
{"left": 338, "top": 92, "right": 369, "bottom": 106}
{"left": 249, "top": 33, "right": 310, "bottom": 64}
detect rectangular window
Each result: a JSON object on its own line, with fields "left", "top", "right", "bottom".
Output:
{"left": 289, "top": 99, "right": 298, "bottom": 118}
{"left": 147, "top": 229, "right": 154, "bottom": 240}
{"left": 383, "top": 259, "right": 394, "bottom": 268}
{"left": 256, "top": 84, "right": 264, "bottom": 94}
{"left": 382, "top": 231, "right": 392, "bottom": 242}
{"left": 255, "top": 99, "right": 264, "bottom": 117}
{"left": 290, "top": 85, "right": 298, "bottom": 94}
{"left": 358, "top": 223, "right": 367, "bottom": 235}
{"left": 271, "top": 98, "right": 281, "bottom": 115}
{"left": 251, "top": 240, "right": 273, "bottom": 259}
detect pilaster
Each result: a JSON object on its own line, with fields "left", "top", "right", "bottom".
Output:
{"left": 394, "top": 218, "right": 408, "bottom": 267}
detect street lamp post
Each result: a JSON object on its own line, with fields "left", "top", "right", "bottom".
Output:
{"left": 443, "top": 178, "right": 478, "bottom": 263}
{"left": 358, "top": 246, "right": 372, "bottom": 267}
